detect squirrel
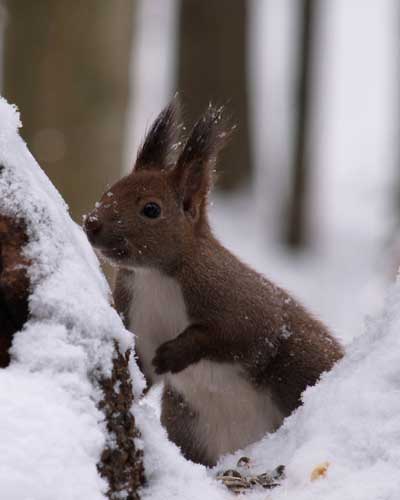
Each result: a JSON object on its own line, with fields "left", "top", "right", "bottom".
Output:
{"left": 84, "top": 98, "right": 344, "bottom": 467}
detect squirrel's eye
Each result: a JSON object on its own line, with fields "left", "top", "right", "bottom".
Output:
{"left": 141, "top": 202, "right": 161, "bottom": 219}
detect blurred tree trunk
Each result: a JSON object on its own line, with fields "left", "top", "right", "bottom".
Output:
{"left": 177, "top": 0, "right": 252, "bottom": 191}
{"left": 2, "top": 0, "right": 135, "bottom": 223}
{"left": 285, "top": 0, "right": 317, "bottom": 249}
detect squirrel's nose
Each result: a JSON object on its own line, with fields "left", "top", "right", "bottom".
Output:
{"left": 84, "top": 214, "right": 103, "bottom": 244}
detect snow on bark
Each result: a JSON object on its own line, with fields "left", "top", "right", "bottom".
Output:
{"left": 0, "top": 97, "right": 144, "bottom": 499}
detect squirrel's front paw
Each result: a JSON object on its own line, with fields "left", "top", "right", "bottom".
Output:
{"left": 152, "top": 339, "right": 189, "bottom": 375}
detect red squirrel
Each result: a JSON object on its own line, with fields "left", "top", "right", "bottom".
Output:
{"left": 84, "top": 98, "right": 343, "bottom": 467}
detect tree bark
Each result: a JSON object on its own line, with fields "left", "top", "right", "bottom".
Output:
{"left": 0, "top": 215, "right": 30, "bottom": 368}
{"left": 98, "top": 345, "right": 145, "bottom": 499}
{"left": 2, "top": 0, "right": 135, "bottom": 222}
{"left": 285, "top": 0, "right": 317, "bottom": 249}
{"left": 177, "top": 0, "right": 252, "bottom": 191}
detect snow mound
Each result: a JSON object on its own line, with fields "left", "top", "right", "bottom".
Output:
{"left": 0, "top": 97, "right": 144, "bottom": 499}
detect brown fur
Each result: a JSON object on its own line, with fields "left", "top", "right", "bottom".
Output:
{"left": 84, "top": 98, "right": 344, "bottom": 465}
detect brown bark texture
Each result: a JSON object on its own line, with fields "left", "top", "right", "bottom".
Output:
{"left": 0, "top": 215, "right": 30, "bottom": 368}
{"left": 0, "top": 212, "right": 144, "bottom": 498}
{"left": 98, "top": 345, "right": 145, "bottom": 499}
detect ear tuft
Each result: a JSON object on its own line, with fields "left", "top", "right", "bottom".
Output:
{"left": 136, "top": 95, "right": 182, "bottom": 171}
{"left": 176, "top": 104, "right": 233, "bottom": 170}
{"left": 174, "top": 104, "right": 234, "bottom": 220}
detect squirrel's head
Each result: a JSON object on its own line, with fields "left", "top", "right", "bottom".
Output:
{"left": 84, "top": 97, "right": 232, "bottom": 272}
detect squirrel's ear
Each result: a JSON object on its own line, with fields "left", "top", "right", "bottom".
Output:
{"left": 173, "top": 105, "right": 233, "bottom": 219}
{"left": 135, "top": 95, "right": 181, "bottom": 171}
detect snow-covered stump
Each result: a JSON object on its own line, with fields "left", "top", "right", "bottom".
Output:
{"left": 0, "top": 99, "right": 145, "bottom": 499}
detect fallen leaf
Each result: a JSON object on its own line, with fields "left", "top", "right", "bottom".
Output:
{"left": 310, "top": 461, "right": 330, "bottom": 481}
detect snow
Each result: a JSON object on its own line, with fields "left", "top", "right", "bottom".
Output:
{"left": 0, "top": 97, "right": 144, "bottom": 499}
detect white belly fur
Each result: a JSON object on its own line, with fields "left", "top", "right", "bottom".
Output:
{"left": 128, "top": 267, "right": 284, "bottom": 463}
